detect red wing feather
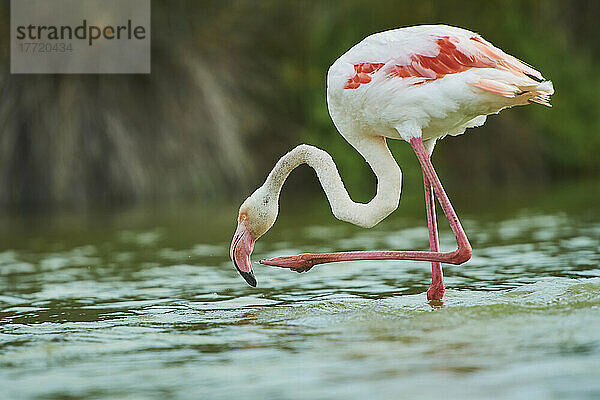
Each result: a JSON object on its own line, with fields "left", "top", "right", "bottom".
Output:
{"left": 344, "top": 36, "right": 544, "bottom": 90}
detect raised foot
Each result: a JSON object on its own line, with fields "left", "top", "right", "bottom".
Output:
{"left": 260, "top": 254, "right": 316, "bottom": 273}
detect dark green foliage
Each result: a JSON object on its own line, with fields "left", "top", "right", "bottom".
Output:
{"left": 0, "top": 1, "right": 597, "bottom": 210}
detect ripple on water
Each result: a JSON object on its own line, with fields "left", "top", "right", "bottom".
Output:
{"left": 0, "top": 198, "right": 599, "bottom": 399}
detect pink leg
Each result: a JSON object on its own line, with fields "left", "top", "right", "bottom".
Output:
{"left": 260, "top": 137, "right": 472, "bottom": 283}
{"left": 423, "top": 170, "right": 444, "bottom": 301}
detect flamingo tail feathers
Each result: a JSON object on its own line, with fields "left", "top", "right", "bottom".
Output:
{"left": 470, "top": 78, "right": 554, "bottom": 107}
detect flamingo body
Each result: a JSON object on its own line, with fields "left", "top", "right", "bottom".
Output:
{"left": 327, "top": 25, "right": 553, "bottom": 144}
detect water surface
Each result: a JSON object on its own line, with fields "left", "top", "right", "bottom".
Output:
{"left": 1, "top": 180, "right": 599, "bottom": 399}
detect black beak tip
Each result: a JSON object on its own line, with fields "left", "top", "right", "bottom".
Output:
{"left": 238, "top": 269, "right": 257, "bottom": 287}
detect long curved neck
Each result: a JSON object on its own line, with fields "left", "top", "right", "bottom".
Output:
{"left": 264, "top": 137, "right": 401, "bottom": 228}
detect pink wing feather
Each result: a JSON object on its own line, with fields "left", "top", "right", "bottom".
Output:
{"left": 344, "top": 34, "right": 552, "bottom": 106}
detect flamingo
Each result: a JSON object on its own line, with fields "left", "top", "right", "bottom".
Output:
{"left": 230, "top": 25, "right": 553, "bottom": 300}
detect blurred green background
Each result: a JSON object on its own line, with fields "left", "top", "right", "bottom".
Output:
{"left": 0, "top": 0, "right": 598, "bottom": 211}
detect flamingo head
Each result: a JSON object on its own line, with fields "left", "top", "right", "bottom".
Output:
{"left": 230, "top": 186, "right": 278, "bottom": 287}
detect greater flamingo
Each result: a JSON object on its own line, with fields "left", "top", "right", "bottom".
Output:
{"left": 230, "top": 25, "right": 553, "bottom": 300}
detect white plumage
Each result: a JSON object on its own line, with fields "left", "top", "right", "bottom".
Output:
{"left": 327, "top": 25, "right": 554, "bottom": 143}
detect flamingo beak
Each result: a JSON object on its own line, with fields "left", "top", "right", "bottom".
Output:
{"left": 230, "top": 220, "right": 257, "bottom": 287}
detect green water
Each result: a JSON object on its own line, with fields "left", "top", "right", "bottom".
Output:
{"left": 1, "top": 180, "right": 599, "bottom": 399}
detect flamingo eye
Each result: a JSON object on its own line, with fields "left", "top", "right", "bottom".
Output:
{"left": 240, "top": 214, "right": 247, "bottom": 221}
